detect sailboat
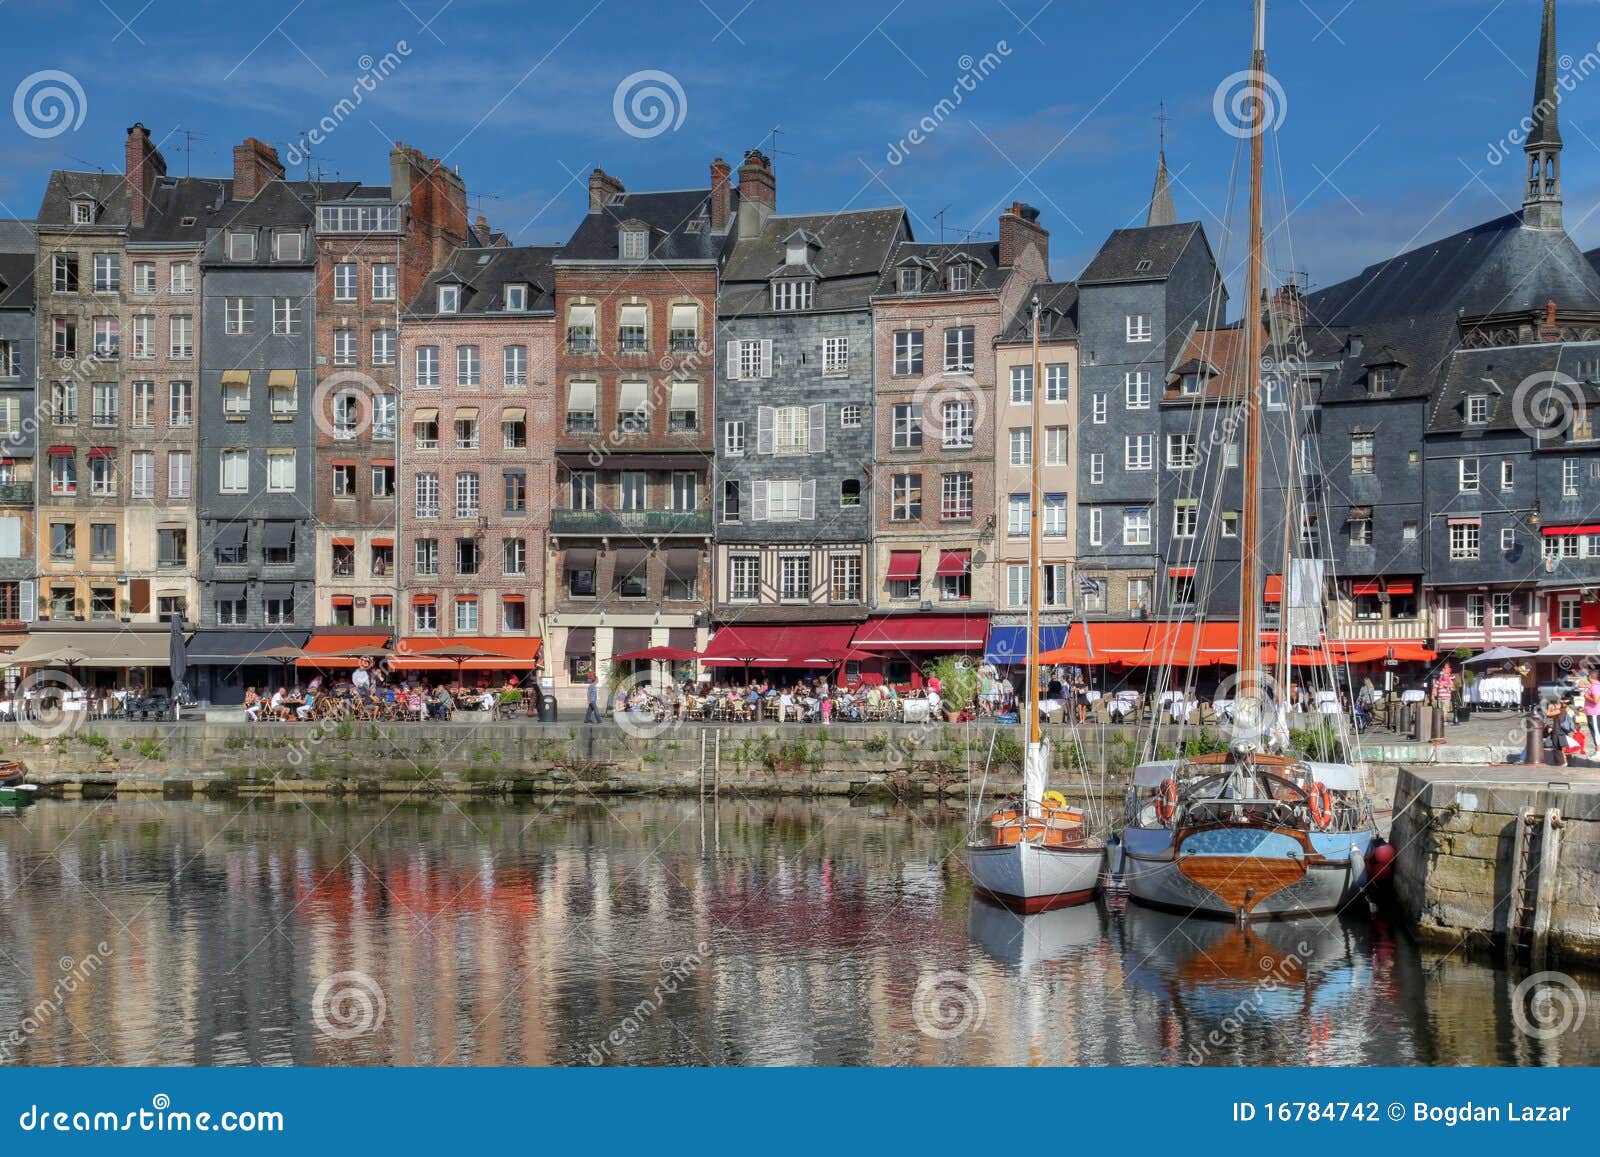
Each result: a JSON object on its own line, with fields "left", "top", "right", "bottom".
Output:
{"left": 1119, "top": 0, "right": 1380, "bottom": 923}
{"left": 965, "top": 295, "right": 1105, "bottom": 913}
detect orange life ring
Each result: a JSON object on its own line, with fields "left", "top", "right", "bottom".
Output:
{"left": 1154, "top": 777, "right": 1179, "bottom": 824}
{"left": 1308, "top": 781, "right": 1334, "bottom": 829}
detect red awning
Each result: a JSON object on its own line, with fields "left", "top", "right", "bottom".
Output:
{"left": 296, "top": 630, "right": 394, "bottom": 669}
{"left": 935, "top": 550, "right": 971, "bottom": 578}
{"left": 700, "top": 623, "right": 859, "bottom": 668}
{"left": 331, "top": 537, "right": 355, "bottom": 547}
{"left": 455, "top": 594, "right": 478, "bottom": 603}
{"left": 885, "top": 551, "right": 921, "bottom": 581}
{"left": 389, "top": 636, "right": 543, "bottom": 671}
{"left": 411, "top": 594, "right": 437, "bottom": 605}
{"left": 87, "top": 446, "right": 114, "bottom": 459}
{"left": 370, "top": 596, "right": 393, "bottom": 607}
{"left": 1351, "top": 581, "right": 1384, "bottom": 596}
{"left": 852, "top": 614, "right": 988, "bottom": 652}
{"left": 1448, "top": 517, "right": 1481, "bottom": 527}
{"left": 1543, "top": 524, "right": 1600, "bottom": 537}
{"left": 1264, "top": 575, "right": 1283, "bottom": 604}
{"left": 371, "top": 538, "right": 394, "bottom": 549}
{"left": 46, "top": 445, "right": 73, "bottom": 456}
{"left": 330, "top": 596, "right": 354, "bottom": 607}
{"left": 372, "top": 458, "right": 396, "bottom": 468}
{"left": 1385, "top": 580, "right": 1416, "bottom": 596}
{"left": 1169, "top": 567, "right": 1196, "bottom": 579}
{"left": 501, "top": 594, "right": 525, "bottom": 603}
{"left": 331, "top": 458, "right": 357, "bottom": 468}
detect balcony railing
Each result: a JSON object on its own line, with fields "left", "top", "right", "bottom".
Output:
{"left": 550, "top": 508, "right": 712, "bottom": 536}
{"left": 1326, "top": 615, "right": 1435, "bottom": 642}
{"left": 0, "top": 482, "right": 34, "bottom": 505}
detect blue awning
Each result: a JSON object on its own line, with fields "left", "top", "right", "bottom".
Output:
{"left": 985, "top": 625, "right": 1070, "bottom": 666}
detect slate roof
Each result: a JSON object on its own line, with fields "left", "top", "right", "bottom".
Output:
{"left": 0, "top": 253, "right": 36, "bottom": 310}
{"left": 873, "top": 240, "right": 1005, "bottom": 297}
{"left": 406, "top": 245, "right": 561, "bottom": 317}
{"left": 200, "top": 181, "right": 314, "bottom": 267}
{"left": 720, "top": 207, "right": 906, "bottom": 316}
{"left": 36, "top": 171, "right": 129, "bottom": 229}
{"left": 129, "top": 177, "right": 240, "bottom": 245}
{"left": 1427, "top": 340, "right": 1600, "bottom": 437}
{"left": 1586, "top": 247, "right": 1600, "bottom": 280}
{"left": 1078, "top": 222, "right": 1202, "bottom": 284}
{"left": 996, "top": 280, "right": 1079, "bottom": 344}
{"left": 0, "top": 219, "right": 36, "bottom": 254}
{"left": 559, "top": 188, "right": 726, "bottom": 263}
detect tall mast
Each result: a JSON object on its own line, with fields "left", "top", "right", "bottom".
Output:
{"left": 1027, "top": 294, "right": 1043, "bottom": 751}
{"left": 1236, "top": 0, "right": 1268, "bottom": 705}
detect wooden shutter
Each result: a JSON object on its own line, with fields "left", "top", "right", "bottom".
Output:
{"left": 759, "top": 340, "right": 773, "bottom": 378}
{"left": 751, "top": 481, "right": 768, "bottom": 522}
{"left": 756, "top": 406, "right": 775, "bottom": 455}
{"left": 800, "top": 479, "right": 816, "bottom": 520}
{"left": 19, "top": 579, "right": 35, "bottom": 623}
{"left": 725, "top": 340, "right": 741, "bottom": 380}
{"left": 1446, "top": 595, "right": 1465, "bottom": 630}
{"left": 130, "top": 579, "right": 151, "bottom": 615}
{"left": 808, "top": 404, "right": 826, "bottom": 453}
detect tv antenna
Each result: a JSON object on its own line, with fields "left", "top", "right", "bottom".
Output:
{"left": 761, "top": 125, "right": 796, "bottom": 158}
{"left": 931, "top": 204, "right": 953, "bottom": 242}
{"left": 66, "top": 154, "right": 106, "bottom": 175}
{"left": 173, "top": 128, "right": 209, "bottom": 177}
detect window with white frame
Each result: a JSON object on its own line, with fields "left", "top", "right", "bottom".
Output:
{"left": 1089, "top": 452, "right": 1104, "bottom": 485}
{"left": 1559, "top": 595, "right": 1583, "bottom": 632}
{"left": 503, "top": 345, "right": 527, "bottom": 387}
{"left": 940, "top": 472, "right": 973, "bottom": 519}
{"left": 222, "top": 378, "right": 249, "bottom": 418}
{"left": 1092, "top": 393, "right": 1107, "bottom": 424}
{"left": 1044, "top": 425, "right": 1069, "bottom": 466}
{"left": 170, "top": 262, "right": 194, "bottom": 293}
{"left": 822, "top": 336, "right": 849, "bottom": 376}
{"left": 273, "top": 231, "right": 303, "bottom": 261}
{"left": 1007, "top": 564, "right": 1029, "bottom": 608}
{"left": 1166, "top": 432, "right": 1198, "bottom": 468}
{"left": 1563, "top": 457, "right": 1581, "bottom": 497}
{"left": 93, "top": 317, "right": 119, "bottom": 356}
{"left": 779, "top": 555, "right": 811, "bottom": 600}
{"left": 371, "top": 328, "right": 396, "bottom": 366}
{"left": 1010, "top": 365, "right": 1033, "bottom": 405}
{"left": 732, "top": 338, "right": 770, "bottom": 380}
{"left": 1087, "top": 507, "right": 1103, "bottom": 546}
{"left": 1449, "top": 522, "right": 1480, "bottom": 560}
{"left": 130, "top": 450, "right": 154, "bottom": 499}
{"left": 620, "top": 229, "right": 647, "bottom": 261}
{"left": 669, "top": 304, "right": 699, "bottom": 352}
{"left": 224, "top": 297, "right": 252, "bottom": 335}
{"left": 724, "top": 420, "right": 746, "bottom": 456}
{"left": 457, "top": 345, "right": 481, "bottom": 386}
{"left": 1043, "top": 494, "right": 1067, "bottom": 538}
{"left": 771, "top": 280, "right": 813, "bottom": 311}
{"left": 1173, "top": 500, "right": 1198, "bottom": 538}
{"left": 89, "top": 454, "right": 116, "bottom": 496}
{"left": 1009, "top": 427, "right": 1032, "bottom": 467}
{"left": 93, "top": 253, "right": 120, "bottom": 292}
{"left": 415, "top": 346, "right": 440, "bottom": 387}
{"left": 943, "top": 400, "right": 974, "bottom": 448}
{"left": 1125, "top": 371, "right": 1152, "bottom": 408}
{"left": 892, "top": 402, "right": 922, "bottom": 449}
{"left": 169, "top": 380, "right": 192, "bottom": 427}
{"left": 266, "top": 450, "right": 295, "bottom": 492}
{"left": 372, "top": 264, "right": 396, "bottom": 301}
{"left": 729, "top": 556, "right": 759, "bottom": 601}
{"left": 437, "top": 285, "right": 460, "bottom": 314}
{"left": 227, "top": 232, "right": 255, "bottom": 262}
{"left": 840, "top": 404, "right": 862, "bottom": 428}
{"left": 333, "top": 329, "right": 356, "bottom": 366}
{"left": 566, "top": 303, "right": 595, "bottom": 351}
{"left": 618, "top": 304, "right": 648, "bottom": 352}
{"left": 130, "top": 315, "right": 153, "bottom": 358}
{"left": 1501, "top": 527, "right": 1517, "bottom": 553}
{"left": 1125, "top": 433, "right": 1153, "bottom": 471}
{"left": 617, "top": 380, "right": 649, "bottom": 432}
{"left": 1126, "top": 314, "right": 1152, "bottom": 342}
{"left": 944, "top": 326, "right": 975, "bottom": 372}
{"left": 1044, "top": 364, "right": 1069, "bottom": 402}
{"left": 890, "top": 474, "right": 920, "bottom": 520}
{"left": 503, "top": 283, "right": 528, "bottom": 312}
{"left": 1501, "top": 461, "right": 1515, "bottom": 490}
{"left": 169, "top": 315, "right": 193, "bottom": 359}
{"left": 132, "top": 261, "right": 155, "bottom": 293}
{"left": 1458, "top": 457, "right": 1480, "bottom": 493}
{"left": 220, "top": 449, "right": 248, "bottom": 493}
{"left": 1466, "top": 394, "right": 1489, "bottom": 424}
{"left": 92, "top": 381, "right": 118, "bottom": 426}
{"left": 893, "top": 330, "right": 923, "bottom": 375}
{"left": 1007, "top": 494, "right": 1029, "bottom": 538}
{"left": 414, "top": 472, "right": 439, "bottom": 518}
{"left": 168, "top": 450, "right": 190, "bottom": 498}
{"left": 830, "top": 554, "right": 863, "bottom": 603}
{"left": 456, "top": 472, "right": 480, "bottom": 518}
{"left": 1123, "top": 507, "right": 1152, "bottom": 546}
{"left": 272, "top": 297, "right": 301, "bottom": 335}
{"left": 1350, "top": 431, "right": 1374, "bottom": 475}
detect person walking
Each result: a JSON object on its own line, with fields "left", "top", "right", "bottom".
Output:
{"left": 584, "top": 674, "right": 602, "bottom": 724}
{"left": 1584, "top": 670, "right": 1600, "bottom": 751}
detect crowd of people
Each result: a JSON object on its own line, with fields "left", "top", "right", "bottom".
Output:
{"left": 242, "top": 665, "right": 540, "bottom": 723}
{"left": 610, "top": 673, "right": 994, "bottom": 724}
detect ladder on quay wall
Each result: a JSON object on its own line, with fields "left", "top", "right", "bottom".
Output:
{"left": 1505, "top": 799, "right": 1565, "bottom": 967}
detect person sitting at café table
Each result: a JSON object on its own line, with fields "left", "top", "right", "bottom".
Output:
{"left": 243, "top": 687, "right": 263, "bottom": 722}
{"left": 296, "top": 688, "right": 318, "bottom": 721}
{"left": 269, "top": 687, "right": 287, "bottom": 720}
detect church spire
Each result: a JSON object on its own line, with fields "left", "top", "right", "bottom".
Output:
{"left": 1147, "top": 103, "right": 1177, "bottom": 228}
{"left": 1524, "top": 0, "right": 1563, "bottom": 231}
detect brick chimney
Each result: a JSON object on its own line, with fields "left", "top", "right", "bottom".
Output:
{"left": 710, "top": 157, "right": 732, "bottom": 232}
{"left": 391, "top": 142, "right": 469, "bottom": 272}
{"left": 232, "top": 137, "right": 284, "bottom": 201}
{"left": 736, "top": 150, "right": 776, "bottom": 236}
{"left": 998, "top": 202, "right": 1048, "bottom": 272}
{"left": 1267, "top": 283, "right": 1306, "bottom": 348}
{"left": 588, "top": 167, "right": 624, "bottom": 213}
{"left": 1540, "top": 299, "right": 1562, "bottom": 342}
{"left": 124, "top": 122, "right": 166, "bottom": 229}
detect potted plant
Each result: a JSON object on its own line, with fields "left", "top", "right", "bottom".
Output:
{"left": 73, "top": 598, "right": 86, "bottom": 622}
{"left": 36, "top": 593, "right": 48, "bottom": 620}
{"left": 119, "top": 597, "right": 132, "bottom": 622}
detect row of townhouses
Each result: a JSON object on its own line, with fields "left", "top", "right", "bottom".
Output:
{"left": 0, "top": 0, "right": 1595, "bottom": 702}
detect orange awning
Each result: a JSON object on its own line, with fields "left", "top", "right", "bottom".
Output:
{"left": 296, "top": 630, "right": 394, "bottom": 669}
{"left": 372, "top": 538, "right": 394, "bottom": 549}
{"left": 330, "top": 595, "right": 354, "bottom": 607}
{"left": 1264, "top": 575, "right": 1283, "bottom": 604}
{"left": 388, "top": 636, "right": 543, "bottom": 671}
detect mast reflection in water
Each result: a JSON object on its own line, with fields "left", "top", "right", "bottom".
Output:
{"left": 0, "top": 798, "right": 1594, "bottom": 1066}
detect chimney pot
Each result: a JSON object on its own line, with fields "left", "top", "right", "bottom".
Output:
{"left": 588, "top": 167, "right": 625, "bottom": 213}
{"left": 124, "top": 122, "right": 166, "bottom": 228}
{"left": 998, "top": 202, "right": 1048, "bottom": 272}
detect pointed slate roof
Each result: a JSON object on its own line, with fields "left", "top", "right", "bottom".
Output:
{"left": 1078, "top": 221, "right": 1202, "bottom": 284}
{"left": 1528, "top": 0, "right": 1562, "bottom": 150}
{"left": 1147, "top": 151, "right": 1177, "bottom": 228}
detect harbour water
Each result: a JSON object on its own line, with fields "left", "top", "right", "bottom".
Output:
{"left": 0, "top": 797, "right": 1595, "bottom": 1067}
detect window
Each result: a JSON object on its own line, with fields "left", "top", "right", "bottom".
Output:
{"left": 216, "top": 590, "right": 246, "bottom": 625}
{"left": 1044, "top": 364, "right": 1069, "bottom": 403}
{"left": 455, "top": 539, "right": 480, "bottom": 577}
{"left": 1125, "top": 434, "right": 1153, "bottom": 471}
{"left": 1500, "top": 461, "right": 1515, "bottom": 490}
{"left": 1369, "top": 366, "right": 1397, "bottom": 396}
{"left": 52, "top": 317, "right": 76, "bottom": 358}
{"left": 1010, "top": 365, "right": 1033, "bottom": 405}
{"left": 940, "top": 472, "right": 973, "bottom": 520}
{"left": 269, "top": 382, "right": 296, "bottom": 419}
{"left": 92, "top": 381, "right": 118, "bottom": 426}
{"left": 169, "top": 315, "right": 193, "bottom": 359}
{"left": 943, "top": 401, "right": 974, "bottom": 449}
{"left": 1007, "top": 494, "right": 1029, "bottom": 538}
{"left": 372, "top": 264, "right": 396, "bottom": 301}
{"left": 455, "top": 472, "right": 480, "bottom": 518}
{"left": 52, "top": 253, "right": 79, "bottom": 292}
{"left": 840, "top": 405, "right": 863, "bottom": 428}
{"left": 946, "top": 263, "right": 971, "bottom": 292}
{"left": 222, "top": 378, "right": 250, "bottom": 419}
{"left": 1091, "top": 393, "right": 1107, "bottom": 424}
{"left": 272, "top": 298, "right": 301, "bottom": 335}
{"left": 764, "top": 480, "right": 809, "bottom": 522}
{"left": 90, "top": 523, "right": 115, "bottom": 562}
{"left": 891, "top": 474, "right": 921, "bottom": 521}
{"left": 943, "top": 326, "right": 974, "bottom": 372}
{"left": 224, "top": 297, "right": 252, "bottom": 334}
{"left": 170, "top": 262, "right": 194, "bottom": 293}
{"left": 415, "top": 346, "right": 440, "bottom": 387}
{"left": 619, "top": 229, "right": 648, "bottom": 260}
{"left": 669, "top": 304, "right": 699, "bottom": 352}
{"left": 892, "top": 403, "right": 922, "bottom": 449}
{"left": 372, "top": 394, "right": 395, "bottom": 440}
{"left": 671, "top": 472, "right": 698, "bottom": 512}
{"left": 130, "top": 451, "right": 154, "bottom": 498}
{"left": 1173, "top": 501, "right": 1198, "bottom": 538}
{"left": 822, "top": 336, "right": 849, "bottom": 376}
{"left": 93, "top": 253, "right": 120, "bottom": 293}
{"left": 722, "top": 479, "right": 741, "bottom": 523}
{"left": 939, "top": 554, "right": 971, "bottom": 602}
{"left": 897, "top": 267, "right": 921, "bottom": 294}
{"left": 570, "top": 471, "right": 596, "bottom": 510}
{"left": 724, "top": 421, "right": 746, "bottom": 456}
{"left": 49, "top": 523, "right": 75, "bottom": 561}
{"left": 1558, "top": 595, "right": 1583, "bottom": 632}
{"left": 567, "top": 304, "right": 596, "bottom": 351}
{"left": 1563, "top": 457, "right": 1580, "bottom": 497}
{"left": 332, "top": 463, "right": 356, "bottom": 497}
{"left": 502, "top": 412, "right": 527, "bottom": 450}
{"left": 130, "top": 315, "right": 153, "bottom": 358}
{"left": 267, "top": 449, "right": 295, "bottom": 492}
{"left": 454, "top": 413, "right": 478, "bottom": 450}
{"left": 1501, "top": 527, "right": 1517, "bottom": 553}
{"left": 456, "top": 345, "right": 481, "bottom": 386}
{"left": 830, "top": 555, "right": 863, "bottom": 603}
{"left": 1449, "top": 522, "right": 1480, "bottom": 560}
{"left": 1459, "top": 457, "right": 1480, "bottom": 493}
{"left": 371, "top": 328, "right": 396, "bottom": 366}
{"left": 780, "top": 555, "right": 811, "bottom": 600}
{"left": 1350, "top": 431, "right": 1374, "bottom": 475}
{"left": 1009, "top": 427, "right": 1032, "bottom": 467}
{"left": 1007, "top": 564, "right": 1029, "bottom": 608}
{"left": 331, "top": 329, "right": 357, "bottom": 367}
{"left": 413, "top": 600, "right": 437, "bottom": 632}
{"left": 371, "top": 462, "right": 394, "bottom": 498}
{"left": 92, "top": 317, "right": 119, "bottom": 357}
{"left": 1126, "top": 314, "right": 1152, "bottom": 342}
{"left": 333, "top": 393, "right": 362, "bottom": 440}
{"left": 618, "top": 304, "right": 648, "bottom": 352}
{"left": 503, "top": 537, "right": 527, "bottom": 576}
{"left": 414, "top": 538, "right": 439, "bottom": 576}
{"left": 157, "top": 529, "right": 187, "bottom": 568}
{"left": 618, "top": 380, "right": 649, "bottom": 432}
{"left": 731, "top": 338, "right": 771, "bottom": 381}
{"left": 730, "top": 556, "right": 759, "bottom": 601}
{"left": 317, "top": 205, "right": 401, "bottom": 233}
{"left": 1124, "top": 371, "right": 1151, "bottom": 408}
{"left": 414, "top": 473, "right": 439, "bottom": 518}
{"left": 1403, "top": 519, "right": 1418, "bottom": 541}
{"left": 88, "top": 454, "right": 115, "bottom": 496}
{"left": 771, "top": 280, "right": 813, "bottom": 311}
{"left": 222, "top": 448, "right": 249, "bottom": 492}
{"left": 1089, "top": 452, "right": 1104, "bottom": 485}
{"left": 893, "top": 330, "right": 924, "bottom": 376}
{"left": 132, "top": 261, "right": 156, "bottom": 293}
{"left": 613, "top": 556, "right": 647, "bottom": 599}
{"left": 1123, "top": 507, "right": 1152, "bottom": 546}
{"left": 840, "top": 478, "right": 861, "bottom": 507}
{"left": 437, "top": 285, "right": 460, "bottom": 314}
{"left": 1087, "top": 508, "right": 1103, "bottom": 546}
{"left": 1263, "top": 379, "right": 1286, "bottom": 409}
{"left": 503, "top": 345, "right": 527, "bottom": 387}
{"left": 1466, "top": 394, "right": 1489, "bottom": 424}
{"left": 1043, "top": 494, "right": 1067, "bottom": 538}
{"left": 169, "top": 381, "right": 192, "bottom": 427}
{"left": 669, "top": 380, "right": 699, "bottom": 431}
{"left": 1165, "top": 433, "right": 1197, "bottom": 469}
{"left": 1349, "top": 510, "right": 1373, "bottom": 546}
{"left": 1490, "top": 592, "right": 1514, "bottom": 629}
{"left": 274, "top": 231, "right": 303, "bottom": 261}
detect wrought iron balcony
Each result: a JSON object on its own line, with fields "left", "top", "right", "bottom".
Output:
{"left": 550, "top": 508, "right": 711, "bottom": 536}
{"left": 0, "top": 482, "right": 34, "bottom": 505}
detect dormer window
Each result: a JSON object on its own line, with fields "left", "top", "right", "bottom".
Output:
{"left": 1180, "top": 373, "right": 1202, "bottom": 397}
{"left": 1466, "top": 393, "right": 1490, "bottom": 424}
{"left": 771, "top": 279, "right": 813, "bottom": 311}
{"left": 437, "top": 285, "right": 460, "bottom": 314}
{"left": 1368, "top": 366, "right": 1398, "bottom": 396}
{"left": 619, "top": 228, "right": 648, "bottom": 261}
{"left": 227, "top": 231, "right": 255, "bottom": 262}
{"left": 946, "top": 263, "right": 971, "bottom": 292}
{"left": 71, "top": 199, "right": 95, "bottom": 225}
{"left": 273, "top": 230, "right": 303, "bottom": 261}
{"left": 898, "top": 267, "right": 920, "bottom": 294}
{"left": 1134, "top": 259, "right": 1154, "bottom": 273}
{"left": 504, "top": 284, "right": 528, "bottom": 312}
{"left": 786, "top": 240, "right": 808, "bottom": 266}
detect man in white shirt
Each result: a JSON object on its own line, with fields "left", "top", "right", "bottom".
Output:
{"left": 352, "top": 664, "right": 370, "bottom": 692}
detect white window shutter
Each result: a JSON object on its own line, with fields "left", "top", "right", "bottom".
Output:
{"left": 808, "top": 404, "right": 826, "bottom": 453}
{"left": 759, "top": 340, "right": 773, "bottom": 378}
{"left": 800, "top": 479, "right": 816, "bottom": 520}
{"left": 751, "top": 480, "right": 769, "bottom": 522}
{"left": 20, "top": 579, "right": 35, "bottom": 622}
{"left": 756, "top": 407, "right": 775, "bottom": 455}
{"left": 726, "top": 341, "right": 741, "bottom": 380}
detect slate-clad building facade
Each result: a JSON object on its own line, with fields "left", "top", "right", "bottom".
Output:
{"left": 0, "top": 225, "right": 38, "bottom": 665}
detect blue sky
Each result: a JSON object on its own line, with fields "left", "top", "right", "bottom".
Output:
{"left": 3, "top": 0, "right": 1596, "bottom": 299}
